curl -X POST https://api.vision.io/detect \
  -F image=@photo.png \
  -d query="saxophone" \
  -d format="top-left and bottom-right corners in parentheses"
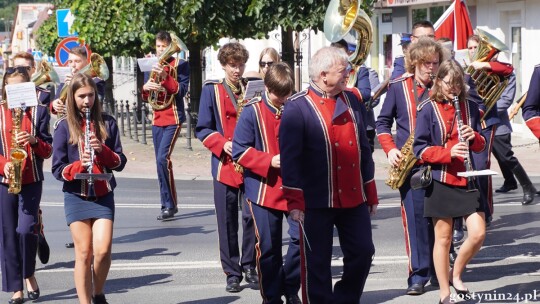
top-left (385, 132), bottom-right (418, 190)
top-left (233, 80), bottom-right (247, 174)
top-left (8, 108), bottom-right (28, 194)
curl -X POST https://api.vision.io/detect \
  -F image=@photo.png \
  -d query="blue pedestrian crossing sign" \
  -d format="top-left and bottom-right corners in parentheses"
top-left (56, 9), bottom-right (78, 38)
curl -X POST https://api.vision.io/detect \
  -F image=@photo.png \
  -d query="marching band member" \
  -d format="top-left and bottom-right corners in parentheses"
top-left (0, 67), bottom-right (52, 304)
top-left (51, 46), bottom-right (106, 116)
top-left (12, 51), bottom-right (51, 264)
top-left (232, 62), bottom-right (301, 304)
top-left (413, 60), bottom-right (486, 304)
top-left (258, 47), bottom-right (280, 79)
top-left (195, 42), bottom-right (257, 293)
top-left (141, 31), bottom-right (190, 220)
top-left (376, 37), bottom-right (446, 295)
top-left (523, 64), bottom-right (540, 139)
top-left (280, 46), bottom-right (378, 303)
top-left (51, 73), bottom-right (127, 304)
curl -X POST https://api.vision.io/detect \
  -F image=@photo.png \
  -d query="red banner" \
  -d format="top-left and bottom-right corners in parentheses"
top-left (434, 0), bottom-right (474, 50)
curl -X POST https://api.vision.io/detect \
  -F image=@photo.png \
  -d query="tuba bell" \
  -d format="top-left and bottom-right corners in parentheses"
top-left (466, 28), bottom-right (510, 120)
top-left (324, 0), bottom-right (373, 88)
top-left (147, 33), bottom-right (188, 111)
top-left (31, 60), bottom-right (60, 87)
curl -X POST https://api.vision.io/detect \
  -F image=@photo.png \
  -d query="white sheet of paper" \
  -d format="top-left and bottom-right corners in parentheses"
top-left (244, 80), bottom-right (265, 100)
top-left (53, 66), bottom-right (72, 83)
top-left (5, 82), bottom-right (38, 109)
top-left (137, 57), bottom-right (159, 72)
top-left (457, 169), bottom-right (498, 177)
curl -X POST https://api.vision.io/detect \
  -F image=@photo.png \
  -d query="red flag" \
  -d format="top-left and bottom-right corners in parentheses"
top-left (434, 0), bottom-right (474, 50)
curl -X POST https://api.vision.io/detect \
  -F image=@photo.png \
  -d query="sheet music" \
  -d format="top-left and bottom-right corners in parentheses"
top-left (5, 82), bottom-right (38, 108)
top-left (53, 66), bottom-right (72, 83)
top-left (137, 57), bottom-right (159, 72)
top-left (244, 80), bottom-right (265, 100)
top-left (457, 170), bottom-right (498, 177)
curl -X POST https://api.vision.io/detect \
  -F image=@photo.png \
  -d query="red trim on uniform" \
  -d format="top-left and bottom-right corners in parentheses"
top-left (363, 180), bottom-right (379, 206)
top-left (237, 147), bottom-right (273, 178)
top-left (400, 204), bottom-right (413, 274)
top-left (488, 62), bottom-right (513, 76)
top-left (420, 146), bottom-right (452, 164)
top-left (96, 144), bottom-right (121, 169)
top-left (526, 117), bottom-right (540, 139)
top-left (32, 138), bottom-right (52, 159)
top-left (283, 186), bottom-right (305, 212)
top-left (470, 132), bottom-right (486, 153)
top-left (61, 161), bottom-right (84, 181)
top-left (202, 132), bottom-right (228, 157)
top-left (377, 133), bottom-right (397, 155)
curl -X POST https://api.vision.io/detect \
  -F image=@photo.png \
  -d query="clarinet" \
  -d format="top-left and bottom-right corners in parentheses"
top-left (84, 108), bottom-right (96, 200)
top-left (452, 96), bottom-right (478, 192)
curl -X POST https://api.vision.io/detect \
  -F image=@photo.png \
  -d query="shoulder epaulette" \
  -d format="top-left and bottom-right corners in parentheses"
top-left (203, 79), bottom-right (222, 86)
top-left (53, 116), bottom-right (67, 130)
top-left (289, 90), bottom-right (308, 101)
top-left (417, 98), bottom-right (433, 111)
top-left (389, 74), bottom-right (412, 84)
top-left (245, 96), bottom-right (262, 107)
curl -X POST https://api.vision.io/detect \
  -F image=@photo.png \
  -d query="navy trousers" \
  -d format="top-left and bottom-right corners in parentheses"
top-left (152, 124), bottom-right (181, 210)
top-left (301, 204), bottom-right (374, 304)
top-left (213, 179), bottom-right (256, 280)
top-left (249, 202), bottom-right (300, 303)
top-left (492, 133), bottom-right (521, 186)
top-left (399, 173), bottom-right (434, 287)
top-left (472, 126), bottom-right (496, 219)
top-left (0, 182), bottom-right (41, 292)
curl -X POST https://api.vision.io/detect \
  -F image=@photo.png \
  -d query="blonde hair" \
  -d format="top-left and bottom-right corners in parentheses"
top-left (430, 60), bottom-right (467, 103)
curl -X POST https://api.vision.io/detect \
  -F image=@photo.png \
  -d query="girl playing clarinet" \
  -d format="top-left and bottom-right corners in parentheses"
top-left (413, 60), bottom-right (486, 304)
top-left (52, 73), bottom-right (127, 304)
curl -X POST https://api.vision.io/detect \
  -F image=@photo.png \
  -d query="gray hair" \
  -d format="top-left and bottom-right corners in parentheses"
top-left (309, 46), bottom-right (349, 81)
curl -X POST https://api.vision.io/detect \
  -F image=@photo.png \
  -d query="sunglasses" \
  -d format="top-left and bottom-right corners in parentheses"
top-left (5, 66), bottom-right (30, 75)
top-left (259, 61), bottom-right (274, 68)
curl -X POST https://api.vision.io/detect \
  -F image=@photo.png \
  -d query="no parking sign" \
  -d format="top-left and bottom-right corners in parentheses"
top-left (54, 37), bottom-right (92, 67)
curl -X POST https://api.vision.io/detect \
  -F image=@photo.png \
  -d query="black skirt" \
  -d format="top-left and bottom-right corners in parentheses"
top-left (424, 180), bottom-right (480, 218)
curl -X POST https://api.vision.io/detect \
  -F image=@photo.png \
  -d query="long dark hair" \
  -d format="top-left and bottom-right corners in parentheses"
top-left (65, 73), bottom-right (108, 144)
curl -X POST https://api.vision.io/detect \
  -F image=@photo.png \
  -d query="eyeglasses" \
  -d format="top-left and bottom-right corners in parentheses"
top-left (422, 61), bottom-right (440, 67)
top-left (412, 34), bottom-right (436, 39)
top-left (5, 66), bottom-right (30, 75)
top-left (440, 78), bottom-right (462, 89)
top-left (259, 61), bottom-right (274, 68)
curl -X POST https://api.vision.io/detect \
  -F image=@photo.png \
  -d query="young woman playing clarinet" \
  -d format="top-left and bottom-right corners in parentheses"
top-left (52, 73), bottom-right (127, 304)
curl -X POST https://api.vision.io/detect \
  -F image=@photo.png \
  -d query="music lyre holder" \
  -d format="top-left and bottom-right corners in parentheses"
top-left (75, 172), bottom-right (112, 200)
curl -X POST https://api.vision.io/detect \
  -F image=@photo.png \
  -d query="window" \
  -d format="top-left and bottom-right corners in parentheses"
top-left (412, 5), bottom-right (449, 24)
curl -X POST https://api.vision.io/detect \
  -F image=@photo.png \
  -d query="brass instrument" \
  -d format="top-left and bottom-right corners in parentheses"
top-left (323, 0), bottom-right (373, 88)
top-left (466, 28), bottom-right (509, 121)
top-left (452, 96), bottom-right (478, 192)
top-left (233, 80), bottom-right (247, 174)
top-left (385, 132), bottom-right (418, 190)
top-left (8, 108), bottom-right (28, 194)
top-left (57, 53), bottom-right (110, 115)
top-left (31, 61), bottom-right (60, 86)
top-left (509, 91), bottom-right (528, 120)
top-left (148, 33), bottom-right (188, 110)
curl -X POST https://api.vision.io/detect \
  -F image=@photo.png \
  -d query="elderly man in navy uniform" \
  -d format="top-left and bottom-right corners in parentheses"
top-left (523, 64), bottom-right (540, 140)
top-left (376, 38), bottom-right (445, 295)
top-left (196, 42), bottom-right (257, 293)
top-left (280, 46), bottom-right (378, 304)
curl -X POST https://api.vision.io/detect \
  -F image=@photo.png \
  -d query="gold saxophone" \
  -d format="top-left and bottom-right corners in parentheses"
top-left (8, 108), bottom-right (28, 194)
top-left (233, 80), bottom-right (247, 174)
top-left (385, 132), bottom-right (418, 190)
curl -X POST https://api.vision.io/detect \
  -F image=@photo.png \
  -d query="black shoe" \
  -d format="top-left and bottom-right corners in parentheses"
top-left (65, 242), bottom-right (74, 248)
top-left (8, 297), bottom-right (23, 304)
top-left (244, 268), bottom-right (258, 284)
top-left (452, 228), bottom-right (464, 244)
top-left (37, 233), bottom-right (50, 264)
top-left (225, 277), bottom-right (241, 293)
top-left (522, 184), bottom-right (537, 205)
top-left (406, 283), bottom-right (424, 295)
top-left (92, 293), bottom-right (109, 304)
top-left (495, 184), bottom-right (518, 193)
top-left (286, 294), bottom-right (302, 304)
top-left (157, 207), bottom-right (177, 221)
top-left (27, 288), bottom-right (40, 300)
top-left (449, 251), bottom-right (458, 267)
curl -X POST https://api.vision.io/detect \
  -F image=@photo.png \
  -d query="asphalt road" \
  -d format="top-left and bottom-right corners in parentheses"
top-left (1, 175), bottom-right (539, 304)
